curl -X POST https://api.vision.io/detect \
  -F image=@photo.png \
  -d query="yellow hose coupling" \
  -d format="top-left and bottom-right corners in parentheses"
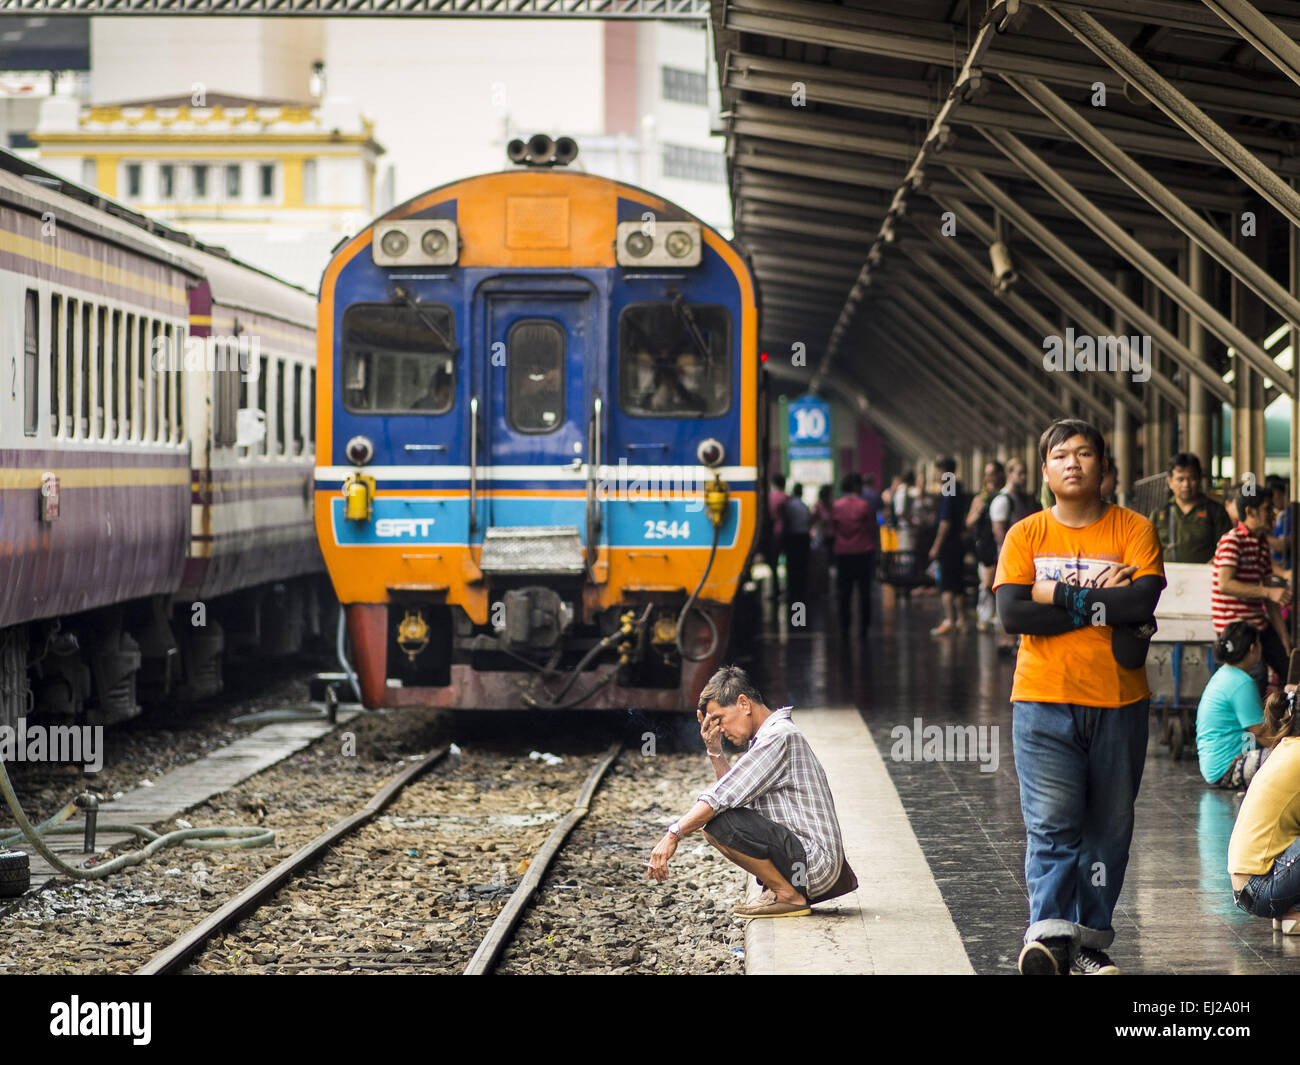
top-left (705, 473), bottom-right (729, 529)
top-left (343, 472), bottom-right (376, 523)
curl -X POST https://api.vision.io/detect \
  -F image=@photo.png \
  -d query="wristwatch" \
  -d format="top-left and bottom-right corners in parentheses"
top-left (667, 821), bottom-right (682, 837)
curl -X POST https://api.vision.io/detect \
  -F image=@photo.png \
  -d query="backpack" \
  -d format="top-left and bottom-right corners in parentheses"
top-left (973, 495), bottom-right (998, 566)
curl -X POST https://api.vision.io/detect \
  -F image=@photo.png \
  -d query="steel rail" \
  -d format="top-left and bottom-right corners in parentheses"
top-left (136, 744), bottom-right (451, 976)
top-left (464, 741), bottom-right (622, 975)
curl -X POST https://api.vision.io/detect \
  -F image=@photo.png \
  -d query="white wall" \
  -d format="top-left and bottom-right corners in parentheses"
top-left (90, 17), bottom-right (323, 103)
top-left (324, 19), bottom-right (605, 207)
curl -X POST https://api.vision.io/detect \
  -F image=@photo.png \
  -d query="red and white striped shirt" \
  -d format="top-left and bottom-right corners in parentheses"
top-left (1212, 522), bottom-right (1270, 632)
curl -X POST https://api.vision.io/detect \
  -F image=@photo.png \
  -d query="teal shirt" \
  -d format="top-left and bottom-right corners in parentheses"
top-left (1195, 665), bottom-right (1263, 783)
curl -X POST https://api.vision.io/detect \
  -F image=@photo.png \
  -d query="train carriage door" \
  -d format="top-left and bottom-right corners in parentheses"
top-left (475, 279), bottom-right (602, 570)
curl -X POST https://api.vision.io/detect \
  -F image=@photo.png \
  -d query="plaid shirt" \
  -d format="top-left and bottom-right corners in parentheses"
top-left (698, 707), bottom-right (845, 896)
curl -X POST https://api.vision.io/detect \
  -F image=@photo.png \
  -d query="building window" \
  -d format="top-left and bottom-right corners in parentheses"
top-left (226, 164), bottom-right (242, 200)
top-left (125, 163), bottom-right (142, 199)
top-left (159, 164), bottom-right (175, 200)
top-left (81, 158), bottom-right (96, 187)
top-left (662, 66), bottom-right (707, 105)
top-left (661, 143), bottom-right (725, 184)
top-left (192, 165), bottom-right (209, 199)
top-left (259, 163), bottom-right (275, 201)
top-left (302, 158), bottom-right (317, 205)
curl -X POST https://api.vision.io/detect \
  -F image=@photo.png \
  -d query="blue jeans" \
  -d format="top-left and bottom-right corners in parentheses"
top-left (1235, 834), bottom-right (1300, 918)
top-left (1012, 700), bottom-right (1149, 950)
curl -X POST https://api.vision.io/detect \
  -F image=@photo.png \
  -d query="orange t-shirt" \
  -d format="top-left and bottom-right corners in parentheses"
top-left (993, 503), bottom-right (1165, 707)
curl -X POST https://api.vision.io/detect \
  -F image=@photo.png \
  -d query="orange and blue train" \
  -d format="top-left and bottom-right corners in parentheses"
top-left (314, 138), bottom-right (760, 711)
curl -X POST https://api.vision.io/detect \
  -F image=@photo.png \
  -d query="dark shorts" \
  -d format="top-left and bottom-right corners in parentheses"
top-left (704, 807), bottom-right (809, 895)
top-left (938, 551), bottom-right (965, 593)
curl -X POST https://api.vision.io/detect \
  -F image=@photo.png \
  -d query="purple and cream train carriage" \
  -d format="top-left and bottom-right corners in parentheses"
top-left (0, 149), bottom-right (327, 729)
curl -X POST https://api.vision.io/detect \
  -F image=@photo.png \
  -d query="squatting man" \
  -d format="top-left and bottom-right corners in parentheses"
top-left (645, 666), bottom-right (855, 918)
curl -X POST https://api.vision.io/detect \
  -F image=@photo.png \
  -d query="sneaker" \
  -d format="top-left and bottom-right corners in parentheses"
top-left (1018, 937), bottom-right (1070, 976)
top-left (1071, 947), bottom-right (1121, 975)
top-left (930, 621), bottom-right (956, 636)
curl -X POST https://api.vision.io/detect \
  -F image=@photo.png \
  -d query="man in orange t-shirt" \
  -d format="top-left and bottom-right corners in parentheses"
top-left (994, 419), bottom-right (1165, 977)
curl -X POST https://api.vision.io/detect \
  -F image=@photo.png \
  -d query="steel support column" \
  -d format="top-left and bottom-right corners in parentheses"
top-left (1203, 0), bottom-right (1300, 87)
top-left (948, 165), bottom-right (1236, 404)
top-left (928, 191), bottom-right (1193, 411)
top-left (1039, 2), bottom-right (1300, 229)
top-left (1003, 73), bottom-right (1300, 328)
top-left (1188, 242), bottom-right (1213, 467)
top-left (976, 124), bottom-right (1288, 394)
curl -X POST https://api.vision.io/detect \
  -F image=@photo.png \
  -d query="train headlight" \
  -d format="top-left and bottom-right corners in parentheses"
top-left (665, 229), bottom-right (694, 259)
top-left (373, 220), bottom-right (459, 266)
top-left (697, 438), bottom-right (725, 468)
top-left (380, 230), bottom-right (409, 258)
top-left (615, 220), bottom-right (702, 267)
top-left (345, 435), bottom-right (374, 466)
top-left (421, 228), bottom-right (449, 258)
top-left (624, 231), bottom-right (652, 259)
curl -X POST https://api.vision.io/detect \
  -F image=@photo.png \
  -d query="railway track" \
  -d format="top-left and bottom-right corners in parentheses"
top-left (138, 741), bottom-right (623, 975)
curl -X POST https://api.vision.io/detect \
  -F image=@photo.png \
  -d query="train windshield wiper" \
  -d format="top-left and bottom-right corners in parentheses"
top-left (393, 285), bottom-right (457, 353)
top-left (671, 293), bottom-right (711, 363)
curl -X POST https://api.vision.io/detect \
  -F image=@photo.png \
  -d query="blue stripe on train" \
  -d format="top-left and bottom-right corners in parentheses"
top-left (330, 496), bottom-right (740, 548)
top-left (317, 478), bottom-right (756, 492)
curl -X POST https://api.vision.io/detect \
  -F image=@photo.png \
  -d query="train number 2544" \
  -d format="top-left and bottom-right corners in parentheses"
top-left (643, 520), bottom-right (691, 540)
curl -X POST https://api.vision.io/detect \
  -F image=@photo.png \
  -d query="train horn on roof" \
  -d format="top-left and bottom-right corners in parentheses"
top-left (506, 134), bottom-right (579, 168)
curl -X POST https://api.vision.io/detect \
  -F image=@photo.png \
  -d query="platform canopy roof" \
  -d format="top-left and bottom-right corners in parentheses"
top-left (711, 0), bottom-right (1300, 458)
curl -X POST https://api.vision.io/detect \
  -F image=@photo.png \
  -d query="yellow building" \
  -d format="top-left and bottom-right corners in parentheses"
top-left (32, 91), bottom-right (384, 291)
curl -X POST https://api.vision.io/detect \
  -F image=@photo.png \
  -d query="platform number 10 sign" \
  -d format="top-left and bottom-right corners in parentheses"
top-left (792, 406), bottom-right (827, 442)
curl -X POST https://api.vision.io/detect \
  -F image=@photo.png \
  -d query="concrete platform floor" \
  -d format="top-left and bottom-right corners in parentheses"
top-left (738, 581), bottom-right (1300, 976)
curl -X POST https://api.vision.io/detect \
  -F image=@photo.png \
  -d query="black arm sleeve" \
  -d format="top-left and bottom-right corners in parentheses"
top-left (996, 583), bottom-right (1080, 636)
top-left (1053, 575), bottom-right (1165, 626)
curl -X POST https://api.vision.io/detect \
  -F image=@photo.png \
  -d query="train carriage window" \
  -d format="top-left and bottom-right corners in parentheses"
top-left (23, 290), bottom-right (38, 436)
top-left (49, 296), bottom-right (60, 436)
top-left (96, 307), bottom-right (106, 438)
top-left (110, 310), bottom-right (121, 438)
top-left (162, 324), bottom-right (173, 441)
top-left (124, 314), bottom-right (135, 440)
top-left (65, 299), bottom-right (76, 437)
top-left (341, 304), bottom-right (456, 415)
top-left (150, 320), bottom-right (162, 442)
top-left (276, 359), bottom-right (286, 455)
top-left (81, 304), bottom-right (91, 437)
top-left (81, 301), bottom-right (91, 434)
top-left (136, 316), bottom-right (147, 442)
top-left (176, 339), bottom-right (184, 442)
top-left (618, 302), bottom-right (731, 418)
top-left (507, 319), bottom-right (565, 433)
top-left (257, 355), bottom-right (268, 455)
top-left (293, 363), bottom-right (304, 454)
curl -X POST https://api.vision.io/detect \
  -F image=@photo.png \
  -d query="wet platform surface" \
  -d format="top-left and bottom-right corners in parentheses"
top-left (740, 580), bottom-right (1300, 976)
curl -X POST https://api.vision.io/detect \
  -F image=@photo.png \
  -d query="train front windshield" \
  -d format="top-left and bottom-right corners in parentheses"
top-left (341, 303), bottom-right (456, 414)
top-left (619, 302), bottom-right (731, 418)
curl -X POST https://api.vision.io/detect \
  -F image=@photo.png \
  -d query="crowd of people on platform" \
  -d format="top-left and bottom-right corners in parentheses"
top-left (758, 426), bottom-right (1300, 968)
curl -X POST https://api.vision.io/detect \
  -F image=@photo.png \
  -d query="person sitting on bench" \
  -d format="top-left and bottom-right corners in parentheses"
top-left (1230, 686), bottom-right (1300, 933)
top-left (1196, 621), bottom-right (1270, 789)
